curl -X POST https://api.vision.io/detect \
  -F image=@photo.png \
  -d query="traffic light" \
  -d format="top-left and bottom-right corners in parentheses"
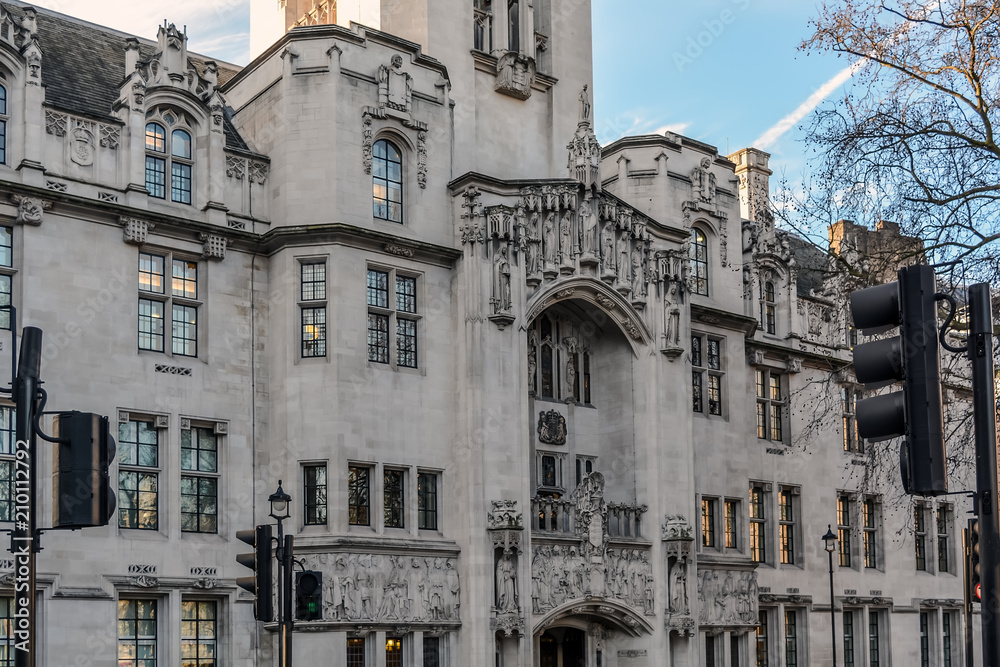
top-left (849, 264), bottom-right (946, 495)
top-left (52, 412), bottom-right (116, 528)
top-left (970, 518), bottom-right (982, 604)
top-left (237, 525), bottom-right (274, 622)
top-left (295, 570), bottom-right (322, 621)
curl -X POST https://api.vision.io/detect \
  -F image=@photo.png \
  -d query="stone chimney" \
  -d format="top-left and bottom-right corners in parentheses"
top-left (124, 37), bottom-right (140, 76)
top-left (728, 147), bottom-right (773, 226)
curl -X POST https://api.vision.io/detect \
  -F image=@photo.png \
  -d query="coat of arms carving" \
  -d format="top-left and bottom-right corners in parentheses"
top-left (537, 410), bottom-right (566, 445)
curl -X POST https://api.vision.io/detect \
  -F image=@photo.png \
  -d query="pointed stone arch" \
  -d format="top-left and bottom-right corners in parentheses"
top-left (532, 598), bottom-right (655, 638)
top-left (525, 277), bottom-right (652, 357)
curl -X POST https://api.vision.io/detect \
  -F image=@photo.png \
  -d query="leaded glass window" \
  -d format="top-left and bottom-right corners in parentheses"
top-left (118, 599), bottom-right (156, 667)
top-left (349, 466), bottom-right (370, 526)
top-left (373, 139), bottom-right (403, 222)
top-left (384, 469), bottom-right (405, 528)
top-left (118, 420), bottom-right (159, 530)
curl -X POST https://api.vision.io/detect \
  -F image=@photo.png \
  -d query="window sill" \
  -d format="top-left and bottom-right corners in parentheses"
top-left (119, 528), bottom-right (169, 541)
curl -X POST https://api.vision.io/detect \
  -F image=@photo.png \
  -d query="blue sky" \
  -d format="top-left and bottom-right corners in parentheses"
top-left (30, 0), bottom-right (853, 180)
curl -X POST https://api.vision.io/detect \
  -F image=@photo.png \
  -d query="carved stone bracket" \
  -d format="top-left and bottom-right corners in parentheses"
top-left (494, 51), bottom-right (536, 100)
top-left (662, 515), bottom-right (693, 541)
top-left (488, 500), bottom-right (523, 530)
top-left (491, 612), bottom-right (525, 637)
top-left (128, 575), bottom-right (159, 588)
top-left (120, 217), bottom-right (153, 245)
top-left (383, 244), bottom-right (414, 258)
top-left (200, 234), bottom-right (229, 260)
top-left (11, 195), bottom-right (51, 225)
top-left (666, 615), bottom-right (696, 637)
top-left (785, 356), bottom-right (803, 374)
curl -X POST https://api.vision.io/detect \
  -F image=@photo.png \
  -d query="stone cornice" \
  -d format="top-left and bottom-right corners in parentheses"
top-left (691, 303), bottom-right (758, 335)
top-left (291, 534), bottom-right (461, 555)
top-left (259, 224), bottom-right (461, 266)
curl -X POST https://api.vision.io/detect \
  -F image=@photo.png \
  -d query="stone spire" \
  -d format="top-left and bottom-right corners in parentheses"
top-left (567, 85), bottom-right (601, 191)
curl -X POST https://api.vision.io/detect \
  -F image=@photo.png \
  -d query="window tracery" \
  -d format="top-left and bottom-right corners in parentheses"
top-left (690, 228), bottom-right (708, 296)
top-left (528, 314), bottom-right (593, 403)
top-left (144, 109), bottom-right (194, 205)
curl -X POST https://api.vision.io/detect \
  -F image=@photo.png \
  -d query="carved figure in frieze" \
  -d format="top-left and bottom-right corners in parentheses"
top-left (493, 245), bottom-right (512, 314)
top-left (543, 212), bottom-right (558, 267)
top-left (664, 281), bottom-right (682, 347)
top-left (565, 356), bottom-right (577, 401)
top-left (630, 248), bottom-right (644, 296)
top-left (526, 211), bottom-right (541, 275)
top-left (581, 198), bottom-right (598, 256)
top-left (446, 560), bottom-right (461, 618)
top-left (559, 210), bottom-right (573, 265)
top-left (668, 558), bottom-right (688, 614)
top-left (531, 547), bottom-right (550, 612)
top-left (496, 554), bottom-right (518, 612)
top-left (427, 558), bottom-right (446, 620)
top-left (527, 330), bottom-right (537, 395)
top-left (643, 576), bottom-right (655, 616)
top-left (691, 157), bottom-right (717, 205)
top-left (601, 224), bottom-right (615, 274)
top-left (617, 233), bottom-right (630, 285)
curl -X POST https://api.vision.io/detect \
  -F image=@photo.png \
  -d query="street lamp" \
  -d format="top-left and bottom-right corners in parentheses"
top-left (269, 481), bottom-right (294, 667)
top-left (822, 525), bottom-right (838, 667)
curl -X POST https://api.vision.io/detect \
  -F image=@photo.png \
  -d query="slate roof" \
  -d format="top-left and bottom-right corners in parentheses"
top-left (787, 234), bottom-right (835, 298)
top-left (3, 1), bottom-right (255, 153)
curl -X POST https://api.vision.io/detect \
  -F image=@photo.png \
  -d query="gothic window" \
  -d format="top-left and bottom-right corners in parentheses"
top-left (760, 280), bottom-right (776, 334)
top-left (692, 334), bottom-right (723, 415)
top-left (145, 116), bottom-right (193, 204)
top-left (915, 505), bottom-right (927, 571)
top-left (863, 496), bottom-right (880, 569)
top-left (0, 85), bottom-right (7, 165)
top-left (837, 494), bottom-right (852, 567)
top-left (303, 463), bottom-right (327, 525)
top-left (749, 484), bottom-right (767, 564)
top-left (373, 139), bottom-right (403, 222)
top-left (756, 370), bottom-right (785, 442)
top-left (937, 504), bottom-right (951, 573)
top-left (384, 468), bottom-right (405, 528)
top-left (474, 0), bottom-right (493, 51)
top-left (181, 600), bottom-right (216, 666)
top-left (300, 261), bottom-right (327, 358)
top-left (138, 251), bottom-right (200, 357)
top-left (0, 226), bottom-right (13, 331)
top-left (367, 267), bottom-right (419, 368)
top-left (348, 465), bottom-right (371, 526)
top-left (690, 228), bottom-right (709, 296)
top-left (180, 426), bottom-right (219, 533)
top-left (118, 599), bottom-right (157, 667)
top-left (528, 314), bottom-right (593, 403)
top-left (507, 0), bottom-right (520, 52)
top-left (778, 487), bottom-right (796, 565)
top-left (118, 419), bottom-right (160, 530)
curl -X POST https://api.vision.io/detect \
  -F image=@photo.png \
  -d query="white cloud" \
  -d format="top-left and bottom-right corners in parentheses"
top-left (752, 59), bottom-right (864, 150)
top-left (654, 122), bottom-right (691, 136)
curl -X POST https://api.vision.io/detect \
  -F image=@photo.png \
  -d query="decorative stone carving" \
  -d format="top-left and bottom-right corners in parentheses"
top-left (491, 611), bottom-right (525, 637)
top-left (417, 130), bottom-right (427, 189)
top-left (128, 575), bottom-right (159, 588)
top-left (567, 86), bottom-right (601, 190)
top-left (226, 156), bottom-right (245, 180)
top-left (248, 161), bottom-right (268, 184)
top-left (377, 54), bottom-right (413, 112)
top-left (696, 569), bottom-right (759, 626)
top-left (45, 110), bottom-right (66, 137)
top-left (661, 279), bottom-right (683, 359)
top-left (496, 554), bottom-right (518, 613)
top-left (383, 244), bottom-right (414, 258)
top-left (24, 43), bottom-right (40, 84)
top-left (662, 515), bottom-right (693, 541)
top-left (17, 7), bottom-right (37, 46)
top-left (491, 244), bottom-right (513, 316)
top-left (200, 234), bottom-right (228, 260)
top-left (537, 409), bottom-right (566, 445)
top-left (495, 51), bottom-right (536, 100)
top-left (120, 217), bottom-right (152, 245)
top-left (488, 500), bottom-right (522, 529)
top-left (99, 124), bottom-right (120, 149)
top-left (70, 120), bottom-right (95, 166)
top-left (785, 356), bottom-right (803, 374)
top-left (135, 23), bottom-right (218, 102)
top-left (300, 553), bottom-right (461, 623)
top-left (11, 195), bottom-right (50, 225)
top-left (362, 115), bottom-right (374, 174)
top-left (691, 157), bottom-right (717, 206)
top-left (193, 578), bottom-right (218, 589)
top-left (530, 543), bottom-right (652, 615)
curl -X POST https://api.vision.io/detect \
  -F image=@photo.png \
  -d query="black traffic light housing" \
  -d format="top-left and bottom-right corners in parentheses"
top-left (237, 525), bottom-right (274, 622)
top-left (52, 412), bottom-right (116, 528)
top-left (970, 518), bottom-right (982, 604)
top-left (849, 265), bottom-right (947, 495)
top-left (295, 570), bottom-right (323, 621)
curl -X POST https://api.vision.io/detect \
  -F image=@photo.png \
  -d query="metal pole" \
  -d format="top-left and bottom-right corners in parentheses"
top-left (275, 518), bottom-right (284, 667)
top-left (12, 327), bottom-right (41, 667)
top-left (969, 282), bottom-right (999, 665)
top-left (282, 534), bottom-right (294, 667)
top-left (965, 527), bottom-right (975, 667)
top-left (829, 547), bottom-right (837, 667)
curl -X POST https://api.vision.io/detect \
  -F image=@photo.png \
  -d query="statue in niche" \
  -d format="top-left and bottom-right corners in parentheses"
top-left (379, 54), bottom-right (413, 111)
top-left (579, 84), bottom-right (591, 123)
top-left (601, 224), bottom-right (616, 274)
top-left (668, 558), bottom-right (688, 614)
top-left (447, 560), bottom-right (461, 618)
top-left (496, 554), bottom-right (518, 612)
top-left (565, 356), bottom-right (577, 401)
top-left (543, 212), bottom-right (558, 266)
top-left (691, 157), bottom-right (717, 205)
top-left (581, 198), bottom-right (598, 256)
top-left (493, 245), bottom-right (512, 314)
top-left (630, 248), bottom-right (644, 296)
top-left (643, 576), bottom-right (655, 616)
top-left (526, 211), bottom-right (541, 275)
top-left (559, 210), bottom-right (573, 265)
top-left (618, 233), bottom-right (630, 285)
top-left (664, 281), bottom-right (681, 347)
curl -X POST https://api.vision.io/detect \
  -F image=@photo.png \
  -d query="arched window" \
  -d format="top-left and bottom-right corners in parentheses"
top-left (690, 229), bottom-right (709, 296)
top-left (145, 120), bottom-right (193, 204)
top-left (761, 280), bottom-right (776, 334)
top-left (373, 139), bottom-right (403, 223)
top-left (508, 0), bottom-right (520, 52)
top-left (528, 314), bottom-right (593, 403)
top-left (0, 85), bottom-right (8, 165)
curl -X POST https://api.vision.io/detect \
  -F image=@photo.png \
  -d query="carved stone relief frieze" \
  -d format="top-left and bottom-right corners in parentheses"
top-left (494, 51), bottom-right (536, 100)
top-left (299, 553), bottom-right (461, 623)
top-left (44, 110), bottom-right (66, 137)
top-left (378, 55), bottom-right (413, 113)
top-left (696, 569), bottom-right (759, 626)
top-left (70, 119), bottom-right (95, 166)
top-left (99, 124), bottom-right (120, 150)
top-left (530, 544), bottom-right (653, 616)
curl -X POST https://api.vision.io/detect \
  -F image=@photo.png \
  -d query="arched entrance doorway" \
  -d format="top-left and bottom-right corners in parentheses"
top-left (539, 627), bottom-right (586, 667)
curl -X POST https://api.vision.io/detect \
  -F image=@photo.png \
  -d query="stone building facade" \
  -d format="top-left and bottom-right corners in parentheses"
top-left (0, 0), bottom-right (977, 665)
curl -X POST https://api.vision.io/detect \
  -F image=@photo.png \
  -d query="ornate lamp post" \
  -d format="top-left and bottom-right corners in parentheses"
top-left (269, 481), bottom-right (293, 667)
top-left (822, 525), bottom-right (838, 667)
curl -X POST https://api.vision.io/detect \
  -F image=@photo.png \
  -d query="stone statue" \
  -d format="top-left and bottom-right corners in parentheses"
top-left (496, 555), bottom-right (518, 612)
top-left (560, 210), bottom-right (573, 264)
top-left (566, 356), bottom-right (577, 400)
top-left (526, 211), bottom-right (541, 275)
top-left (579, 84), bottom-right (591, 124)
top-left (527, 330), bottom-right (537, 395)
top-left (618, 233), bottom-right (630, 285)
top-left (664, 281), bottom-right (681, 346)
top-left (493, 245), bottom-right (512, 314)
top-left (691, 157), bottom-right (717, 205)
top-left (543, 212), bottom-right (558, 266)
top-left (601, 224), bottom-right (615, 274)
top-left (669, 559), bottom-right (688, 614)
top-left (581, 198), bottom-right (598, 256)
top-left (630, 248), bottom-right (643, 296)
